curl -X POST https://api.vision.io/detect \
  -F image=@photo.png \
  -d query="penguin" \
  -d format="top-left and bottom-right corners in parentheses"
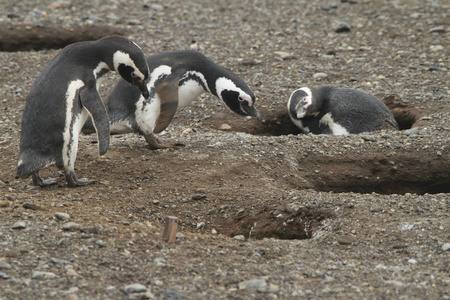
top-left (16, 35), bottom-right (150, 187)
top-left (287, 86), bottom-right (399, 135)
top-left (82, 50), bottom-right (262, 149)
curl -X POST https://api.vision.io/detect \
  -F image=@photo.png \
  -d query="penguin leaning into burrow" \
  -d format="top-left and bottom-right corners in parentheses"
top-left (287, 86), bottom-right (399, 135)
top-left (82, 50), bottom-right (262, 149)
top-left (16, 35), bottom-right (150, 188)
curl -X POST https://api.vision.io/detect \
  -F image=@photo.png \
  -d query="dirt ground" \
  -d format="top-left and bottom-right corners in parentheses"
top-left (0, 0), bottom-right (449, 299)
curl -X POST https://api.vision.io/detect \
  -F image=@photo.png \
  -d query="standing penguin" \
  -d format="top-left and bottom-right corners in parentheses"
top-left (287, 86), bottom-right (399, 135)
top-left (16, 35), bottom-right (150, 187)
top-left (83, 50), bottom-right (262, 149)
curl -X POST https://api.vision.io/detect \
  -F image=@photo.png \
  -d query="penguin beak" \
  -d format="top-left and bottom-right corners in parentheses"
top-left (242, 104), bottom-right (262, 121)
top-left (134, 79), bottom-right (150, 99)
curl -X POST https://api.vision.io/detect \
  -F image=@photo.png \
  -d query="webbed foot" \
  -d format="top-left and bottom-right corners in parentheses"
top-left (65, 171), bottom-right (96, 187)
top-left (144, 133), bottom-right (185, 150)
top-left (32, 173), bottom-right (58, 187)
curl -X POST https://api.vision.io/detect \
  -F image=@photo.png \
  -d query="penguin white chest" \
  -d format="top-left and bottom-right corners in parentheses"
top-left (320, 113), bottom-right (349, 135)
top-left (177, 79), bottom-right (206, 109)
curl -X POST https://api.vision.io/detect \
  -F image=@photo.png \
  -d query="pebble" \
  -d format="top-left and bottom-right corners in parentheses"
top-left (55, 212), bottom-right (70, 220)
top-left (62, 222), bottom-right (81, 231)
top-left (219, 123), bottom-right (232, 131)
top-left (123, 283), bottom-right (148, 294)
top-left (32, 271), bottom-right (58, 279)
top-left (238, 278), bottom-right (267, 292)
top-left (370, 207), bottom-right (383, 213)
top-left (154, 258), bottom-right (166, 266)
top-left (430, 45), bottom-right (444, 52)
top-left (335, 22), bottom-right (351, 33)
top-left (12, 221), bottom-right (26, 229)
top-left (429, 26), bottom-right (445, 33)
top-left (22, 203), bottom-right (42, 210)
top-left (403, 128), bottom-right (419, 136)
top-left (360, 134), bottom-right (376, 142)
top-left (442, 243), bottom-right (450, 251)
top-left (337, 235), bottom-right (357, 245)
top-left (313, 72), bottom-right (328, 79)
top-left (95, 240), bottom-right (107, 247)
top-left (0, 272), bottom-right (11, 279)
top-left (408, 259), bottom-right (417, 264)
top-left (0, 259), bottom-right (12, 270)
top-left (0, 201), bottom-right (9, 208)
top-left (234, 235), bottom-right (245, 241)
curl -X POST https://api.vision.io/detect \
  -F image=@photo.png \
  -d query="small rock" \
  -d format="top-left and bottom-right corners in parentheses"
top-left (62, 222), bottom-right (81, 231)
top-left (392, 244), bottom-right (408, 249)
top-left (430, 45), bottom-right (444, 52)
top-left (50, 258), bottom-right (69, 264)
top-left (0, 272), bottom-right (11, 279)
top-left (239, 279), bottom-right (267, 292)
top-left (234, 235), bottom-right (245, 241)
top-left (403, 127), bottom-right (419, 136)
top-left (124, 284), bottom-right (148, 294)
top-left (176, 232), bottom-right (185, 239)
top-left (192, 194), bottom-right (206, 201)
top-left (442, 243), bottom-right (450, 251)
top-left (408, 259), bottom-right (417, 264)
top-left (385, 280), bottom-right (408, 289)
top-left (23, 203), bottom-right (42, 210)
top-left (0, 201), bottom-right (9, 208)
top-left (429, 26), bottom-right (445, 33)
top-left (0, 259), bottom-right (12, 270)
top-left (95, 240), bottom-right (107, 248)
top-left (370, 207), bottom-right (383, 212)
top-left (55, 212), bottom-right (70, 221)
top-left (361, 134), bottom-right (376, 142)
top-left (66, 269), bottom-right (80, 277)
top-left (335, 22), bottom-right (351, 33)
top-left (219, 124), bottom-right (232, 131)
top-left (313, 72), bottom-right (328, 79)
top-left (163, 290), bottom-right (186, 299)
top-left (196, 222), bottom-right (205, 229)
top-left (154, 258), bottom-right (166, 266)
top-left (337, 235), bottom-right (357, 245)
top-left (32, 271), bottom-right (58, 280)
top-left (66, 294), bottom-right (78, 300)
top-left (12, 221), bottom-right (27, 229)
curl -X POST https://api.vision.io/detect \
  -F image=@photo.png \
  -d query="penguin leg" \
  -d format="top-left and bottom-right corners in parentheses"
top-left (32, 172), bottom-right (58, 187)
top-left (144, 133), bottom-right (185, 150)
top-left (79, 88), bottom-right (110, 155)
top-left (64, 170), bottom-right (95, 188)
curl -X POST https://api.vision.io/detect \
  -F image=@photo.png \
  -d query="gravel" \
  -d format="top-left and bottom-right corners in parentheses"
top-left (0, 0), bottom-right (449, 299)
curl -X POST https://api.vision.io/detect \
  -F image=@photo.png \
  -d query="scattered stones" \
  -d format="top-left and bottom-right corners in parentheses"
top-left (238, 278), bottom-right (278, 293)
top-left (55, 212), bottom-right (70, 220)
top-left (0, 272), bottom-right (11, 279)
top-left (62, 222), bottom-right (81, 231)
top-left (0, 201), bottom-right (9, 208)
top-left (12, 221), bottom-right (26, 229)
top-left (124, 284), bottom-right (148, 294)
top-left (192, 194), bottom-right (207, 201)
top-left (392, 244), bottom-right (409, 249)
top-left (402, 127), bottom-right (419, 136)
top-left (218, 123), bottom-right (232, 131)
top-left (32, 271), bottom-right (58, 280)
top-left (370, 207), bottom-right (383, 213)
top-left (335, 22), bottom-right (351, 33)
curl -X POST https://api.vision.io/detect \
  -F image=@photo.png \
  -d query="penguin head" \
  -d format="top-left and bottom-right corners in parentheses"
top-left (216, 77), bottom-right (262, 121)
top-left (113, 49), bottom-right (150, 99)
top-left (287, 87), bottom-right (314, 120)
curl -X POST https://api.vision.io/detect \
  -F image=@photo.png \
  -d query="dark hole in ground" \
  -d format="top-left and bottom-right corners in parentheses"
top-left (0, 24), bottom-right (125, 51)
top-left (299, 152), bottom-right (450, 195)
top-left (223, 205), bottom-right (334, 240)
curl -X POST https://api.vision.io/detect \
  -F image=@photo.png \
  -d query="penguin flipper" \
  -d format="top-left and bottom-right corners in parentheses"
top-left (153, 73), bottom-right (180, 134)
top-left (79, 87), bottom-right (110, 155)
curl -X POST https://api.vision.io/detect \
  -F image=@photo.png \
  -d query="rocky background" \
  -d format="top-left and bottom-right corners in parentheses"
top-left (0, 0), bottom-right (449, 299)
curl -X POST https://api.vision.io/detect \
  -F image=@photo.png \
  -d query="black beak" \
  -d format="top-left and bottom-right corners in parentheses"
top-left (242, 104), bottom-right (262, 121)
top-left (134, 79), bottom-right (150, 99)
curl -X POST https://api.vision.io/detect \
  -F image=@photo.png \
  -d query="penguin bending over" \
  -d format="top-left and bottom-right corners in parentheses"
top-left (83, 50), bottom-right (262, 149)
top-left (287, 86), bottom-right (399, 135)
top-left (16, 35), bottom-right (150, 187)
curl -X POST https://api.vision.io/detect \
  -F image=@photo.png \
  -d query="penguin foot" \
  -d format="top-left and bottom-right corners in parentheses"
top-left (32, 173), bottom-right (58, 187)
top-left (65, 171), bottom-right (96, 187)
top-left (144, 133), bottom-right (185, 150)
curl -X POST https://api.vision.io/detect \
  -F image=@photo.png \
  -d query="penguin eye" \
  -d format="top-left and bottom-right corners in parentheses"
top-left (131, 72), bottom-right (138, 78)
top-left (238, 96), bottom-right (245, 102)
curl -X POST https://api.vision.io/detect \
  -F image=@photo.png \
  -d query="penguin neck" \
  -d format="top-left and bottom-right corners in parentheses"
top-left (308, 87), bottom-right (326, 115)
